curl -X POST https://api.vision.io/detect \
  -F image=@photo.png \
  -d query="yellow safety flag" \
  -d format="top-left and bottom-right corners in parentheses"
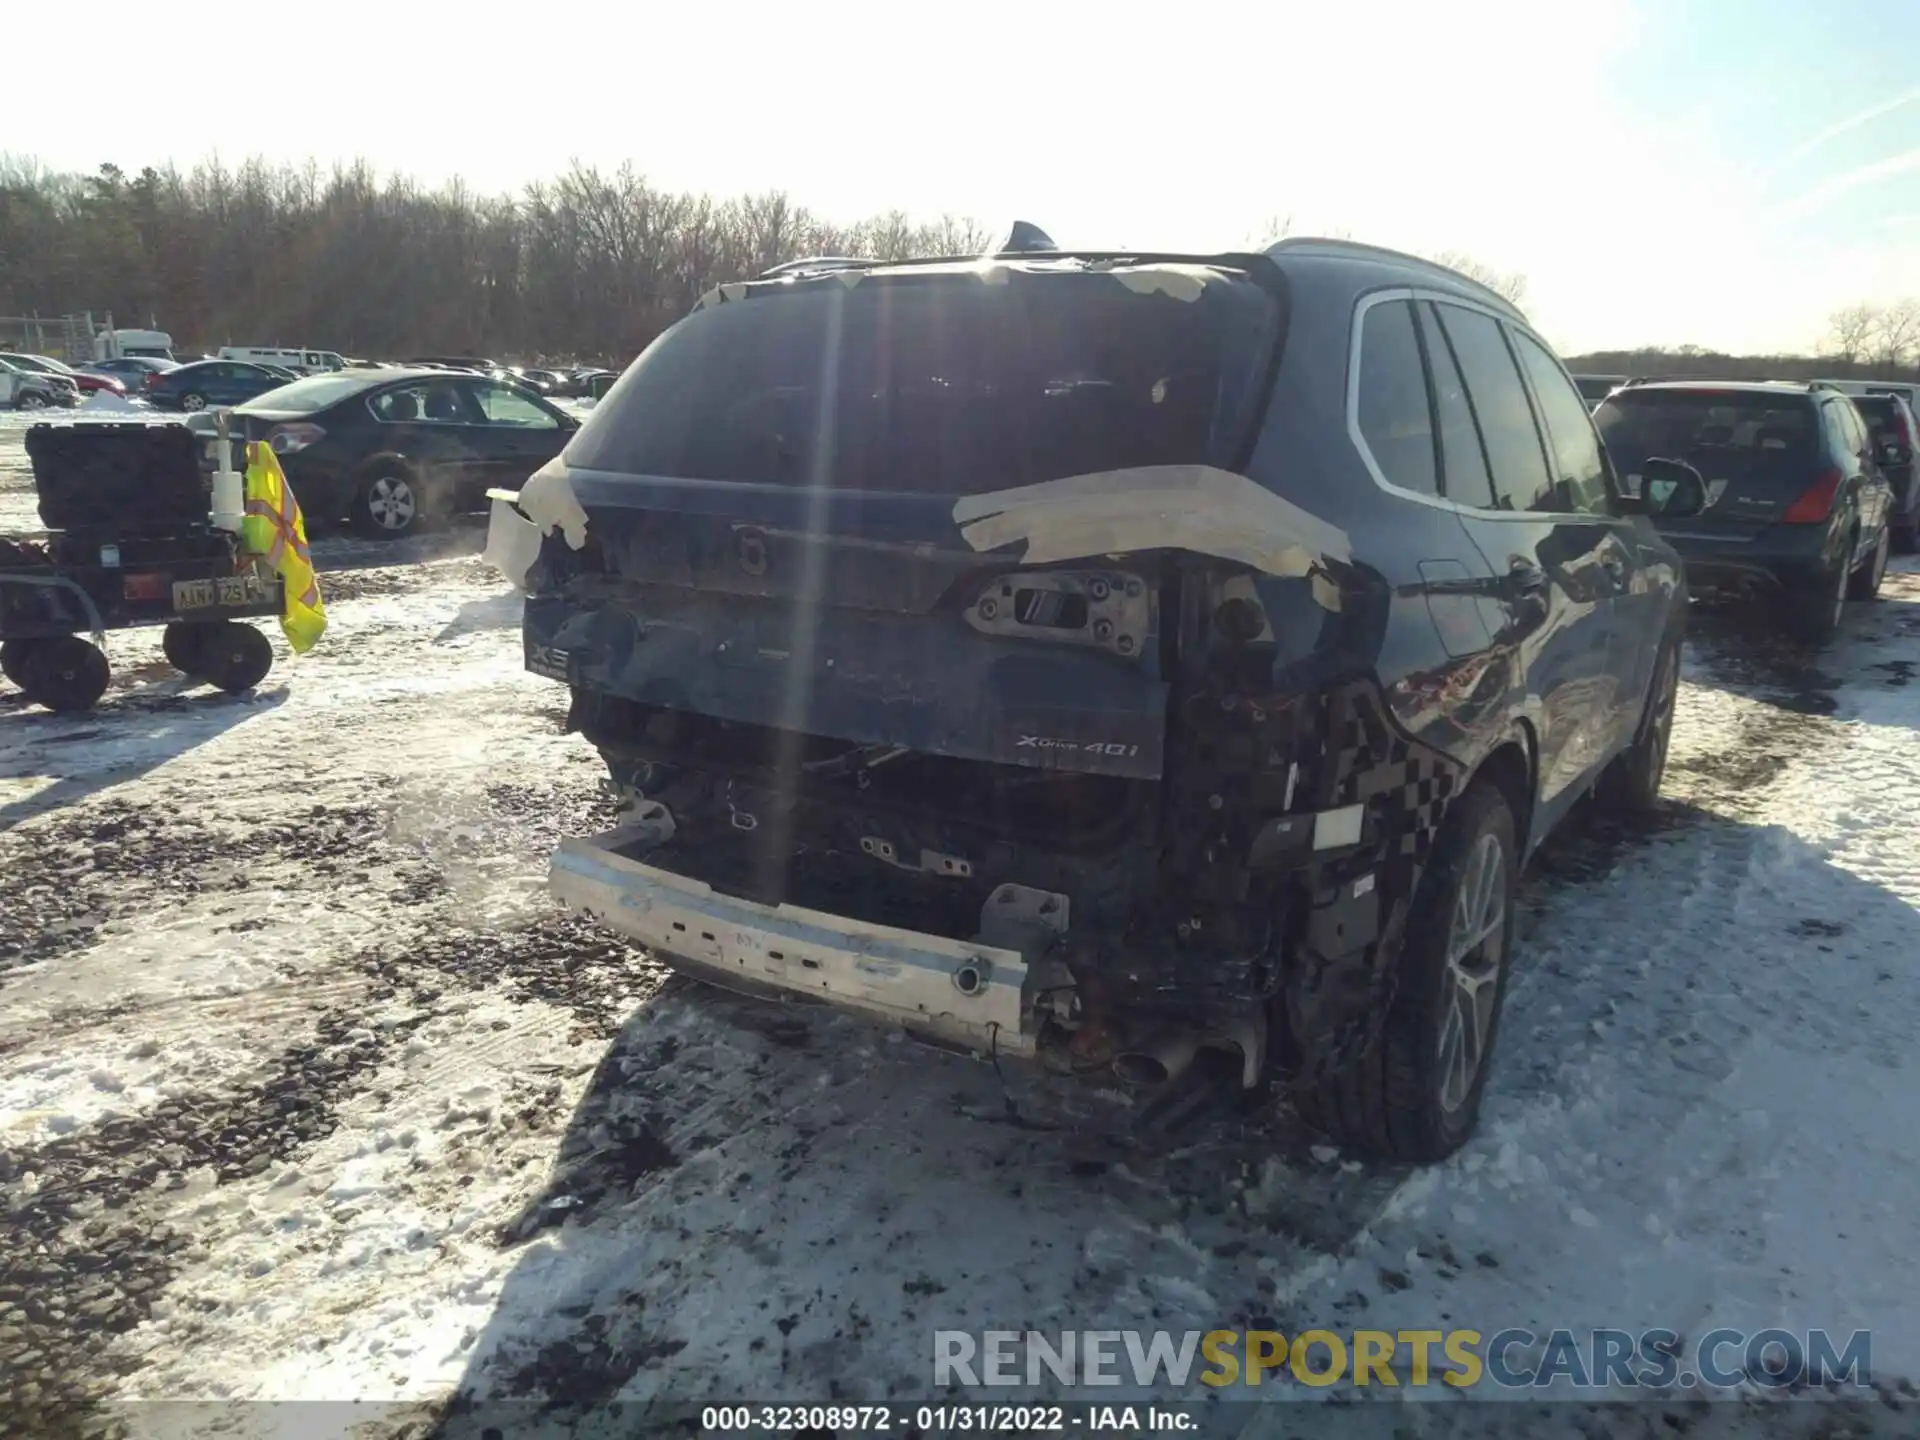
top-left (241, 441), bottom-right (327, 654)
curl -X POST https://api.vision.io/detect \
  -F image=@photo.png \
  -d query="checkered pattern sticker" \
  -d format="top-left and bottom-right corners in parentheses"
top-left (1283, 682), bottom-right (1470, 1076)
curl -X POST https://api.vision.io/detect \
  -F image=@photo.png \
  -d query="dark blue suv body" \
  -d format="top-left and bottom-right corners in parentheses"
top-left (496, 236), bottom-right (1700, 1161)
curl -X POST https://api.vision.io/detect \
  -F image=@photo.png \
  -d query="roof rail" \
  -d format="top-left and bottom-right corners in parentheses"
top-left (756, 256), bottom-right (882, 280)
top-left (1621, 376), bottom-right (1839, 393)
top-left (1264, 236), bottom-right (1523, 315)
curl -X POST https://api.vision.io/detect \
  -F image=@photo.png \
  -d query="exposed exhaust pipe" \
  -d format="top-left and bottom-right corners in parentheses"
top-left (1112, 1030), bottom-right (1200, 1088)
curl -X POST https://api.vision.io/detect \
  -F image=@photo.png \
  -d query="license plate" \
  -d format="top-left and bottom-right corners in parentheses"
top-left (172, 575), bottom-right (265, 611)
top-left (526, 642), bottom-right (571, 681)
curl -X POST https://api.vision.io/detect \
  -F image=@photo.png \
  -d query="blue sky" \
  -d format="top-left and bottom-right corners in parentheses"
top-left (14, 0), bottom-right (1920, 356)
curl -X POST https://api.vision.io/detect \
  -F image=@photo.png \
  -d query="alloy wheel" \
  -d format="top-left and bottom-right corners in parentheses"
top-left (367, 475), bottom-right (418, 531)
top-left (1645, 645), bottom-right (1678, 792)
top-left (1436, 832), bottom-right (1508, 1113)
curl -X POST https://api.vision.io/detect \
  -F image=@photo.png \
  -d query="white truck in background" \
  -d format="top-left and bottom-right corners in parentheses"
top-left (217, 346), bottom-right (345, 375)
top-left (92, 328), bottom-right (177, 362)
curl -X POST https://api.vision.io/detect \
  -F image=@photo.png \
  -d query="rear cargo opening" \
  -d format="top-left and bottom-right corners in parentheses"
top-left (534, 256), bottom-right (1288, 787)
top-left (574, 689), bottom-right (1161, 940)
top-left (533, 256), bottom-right (1334, 1047)
top-left (562, 259), bottom-right (1282, 495)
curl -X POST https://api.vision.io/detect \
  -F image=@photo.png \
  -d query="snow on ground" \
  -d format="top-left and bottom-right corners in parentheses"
top-left (3, 414), bottom-right (1919, 1437)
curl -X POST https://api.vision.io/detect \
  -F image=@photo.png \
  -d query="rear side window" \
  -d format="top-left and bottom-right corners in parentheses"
top-left (370, 380), bottom-right (470, 423)
top-left (1510, 331), bottom-right (1611, 514)
top-left (1419, 305), bottom-right (1498, 509)
top-left (564, 271), bottom-right (1282, 493)
top-left (1429, 303), bottom-right (1551, 511)
top-left (1354, 299), bottom-right (1438, 497)
top-left (1593, 391), bottom-right (1816, 489)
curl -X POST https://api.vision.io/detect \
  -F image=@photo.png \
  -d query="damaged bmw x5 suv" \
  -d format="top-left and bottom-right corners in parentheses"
top-left (486, 235), bottom-right (1704, 1161)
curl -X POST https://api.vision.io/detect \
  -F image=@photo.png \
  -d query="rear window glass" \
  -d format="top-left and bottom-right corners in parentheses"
top-left (1594, 391), bottom-right (1815, 483)
top-left (564, 271), bottom-right (1282, 492)
top-left (236, 373), bottom-right (377, 413)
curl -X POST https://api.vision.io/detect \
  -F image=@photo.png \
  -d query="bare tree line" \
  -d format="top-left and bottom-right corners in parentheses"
top-left (0, 154), bottom-right (1535, 364)
top-left (0, 155), bottom-right (995, 362)
top-left (1824, 300), bottom-right (1920, 368)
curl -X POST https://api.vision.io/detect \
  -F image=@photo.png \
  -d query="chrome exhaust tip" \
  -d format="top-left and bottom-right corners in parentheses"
top-left (1112, 1030), bottom-right (1201, 1087)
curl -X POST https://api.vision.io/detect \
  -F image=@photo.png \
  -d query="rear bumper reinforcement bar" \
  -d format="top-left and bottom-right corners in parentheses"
top-left (550, 828), bottom-right (1041, 1057)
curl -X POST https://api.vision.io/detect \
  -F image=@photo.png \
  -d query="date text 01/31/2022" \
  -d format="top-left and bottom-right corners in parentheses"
top-left (701, 1404), bottom-right (1193, 1433)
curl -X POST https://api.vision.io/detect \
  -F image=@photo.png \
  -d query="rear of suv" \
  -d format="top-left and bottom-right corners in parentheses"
top-left (488, 235), bottom-right (1699, 1162)
top-left (1593, 380), bottom-right (1893, 643)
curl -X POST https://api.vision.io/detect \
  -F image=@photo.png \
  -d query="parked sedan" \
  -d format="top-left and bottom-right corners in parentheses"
top-left (0, 353), bottom-right (126, 397)
top-left (84, 356), bottom-right (178, 389)
top-left (225, 367), bottom-right (577, 537)
top-left (514, 367), bottom-right (566, 394)
top-left (0, 357), bottom-right (80, 410)
top-left (145, 359), bottom-right (298, 412)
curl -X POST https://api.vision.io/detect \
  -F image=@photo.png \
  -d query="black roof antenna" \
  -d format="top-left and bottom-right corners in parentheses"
top-left (991, 220), bottom-right (1057, 254)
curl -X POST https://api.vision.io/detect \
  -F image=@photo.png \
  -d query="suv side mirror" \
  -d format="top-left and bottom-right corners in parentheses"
top-left (1635, 457), bottom-right (1706, 519)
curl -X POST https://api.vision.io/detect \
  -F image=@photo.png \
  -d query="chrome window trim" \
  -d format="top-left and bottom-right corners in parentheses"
top-left (1346, 287), bottom-right (1625, 524)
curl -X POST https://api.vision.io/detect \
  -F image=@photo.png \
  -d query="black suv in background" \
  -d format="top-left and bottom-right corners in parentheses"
top-left (1593, 380), bottom-right (1892, 642)
top-left (1572, 373), bottom-right (1627, 409)
top-left (1849, 390), bottom-right (1920, 553)
top-left (494, 236), bottom-right (1704, 1162)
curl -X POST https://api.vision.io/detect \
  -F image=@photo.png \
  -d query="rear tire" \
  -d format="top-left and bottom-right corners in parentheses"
top-left (1, 639), bottom-right (44, 688)
top-left (162, 621), bottom-right (211, 675)
top-left (1847, 526), bottom-right (1889, 601)
top-left (180, 392), bottom-right (208, 412)
top-left (196, 622), bottom-right (274, 694)
top-left (1293, 781), bottom-right (1519, 1163)
top-left (1597, 636), bottom-right (1679, 814)
top-left (1787, 538), bottom-right (1851, 645)
top-left (21, 636), bottom-right (110, 712)
top-left (15, 391), bottom-right (48, 411)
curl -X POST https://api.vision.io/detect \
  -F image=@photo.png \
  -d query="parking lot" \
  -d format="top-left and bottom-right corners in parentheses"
top-left (3, 409), bottom-right (1920, 1436)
